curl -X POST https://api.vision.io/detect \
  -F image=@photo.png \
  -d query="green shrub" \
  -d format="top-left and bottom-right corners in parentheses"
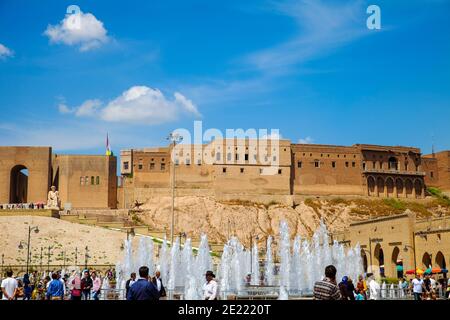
top-left (381, 277), bottom-right (400, 284)
top-left (328, 198), bottom-right (349, 206)
top-left (383, 198), bottom-right (406, 211)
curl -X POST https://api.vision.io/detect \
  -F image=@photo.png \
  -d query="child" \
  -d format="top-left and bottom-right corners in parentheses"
top-left (355, 289), bottom-right (365, 300)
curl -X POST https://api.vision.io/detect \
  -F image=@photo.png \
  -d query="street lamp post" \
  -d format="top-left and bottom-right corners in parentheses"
top-left (167, 132), bottom-right (183, 246)
top-left (84, 246), bottom-right (89, 269)
top-left (75, 247), bottom-right (78, 267)
top-left (1, 254), bottom-right (4, 276)
top-left (18, 226), bottom-right (39, 274)
top-left (40, 247), bottom-right (43, 272)
top-left (47, 246), bottom-right (51, 273)
top-left (368, 237), bottom-right (373, 274)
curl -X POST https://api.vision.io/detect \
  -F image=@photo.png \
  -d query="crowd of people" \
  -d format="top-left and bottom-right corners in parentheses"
top-left (0, 269), bottom-right (114, 300)
top-left (313, 265), bottom-right (450, 300)
top-left (2, 265), bottom-right (449, 300)
top-left (0, 267), bottom-right (219, 301)
top-left (0, 203), bottom-right (45, 210)
top-left (123, 267), bottom-right (218, 300)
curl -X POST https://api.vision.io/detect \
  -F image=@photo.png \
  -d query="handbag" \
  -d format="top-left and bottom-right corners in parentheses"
top-left (71, 288), bottom-right (82, 297)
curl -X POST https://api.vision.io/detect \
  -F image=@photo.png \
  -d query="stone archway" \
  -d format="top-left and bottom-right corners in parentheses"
top-left (361, 249), bottom-right (368, 273)
top-left (386, 177), bottom-right (394, 198)
top-left (435, 251), bottom-right (446, 269)
top-left (391, 246), bottom-right (403, 278)
top-left (374, 243), bottom-right (385, 277)
top-left (422, 252), bottom-right (432, 269)
top-left (367, 176), bottom-right (376, 196)
top-left (0, 147), bottom-right (52, 204)
top-left (405, 179), bottom-right (413, 198)
top-left (377, 177), bottom-right (385, 197)
top-left (9, 165), bottom-right (28, 203)
top-left (396, 178), bottom-right (404, 198)
top-left (414, 179), bottom-right (423, 199)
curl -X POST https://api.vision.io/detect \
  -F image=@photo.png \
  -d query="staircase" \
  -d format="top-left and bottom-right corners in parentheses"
top-left (59, 209), bottom-right (224, 255)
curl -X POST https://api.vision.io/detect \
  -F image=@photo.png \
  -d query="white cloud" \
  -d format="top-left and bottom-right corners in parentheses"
top-left (180, 1), bottom-right (370, 109)
top-left (0, 43), bottom-right (14, 59)
top-left (244, 0), bottom-right (368, 73)
top-left (298, 136), bottom-right (314, 144)
top-left (59, 86), bottom-right (201, 125)
top-left (58, 103), bottom-right (73, 114)
top-left (174, 92), bottom-right (201, 116)
top-left (75, 99), bottom-right (102, 117)
top-left (44, 11), bottom-right (109, 51)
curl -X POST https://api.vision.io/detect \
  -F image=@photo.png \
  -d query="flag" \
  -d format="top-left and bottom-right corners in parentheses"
top-left (106, 133), bottom-right (112, 156)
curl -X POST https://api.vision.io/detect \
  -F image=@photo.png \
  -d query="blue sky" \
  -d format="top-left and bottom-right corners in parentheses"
top-left (0, 0), bottom-right (449, 156)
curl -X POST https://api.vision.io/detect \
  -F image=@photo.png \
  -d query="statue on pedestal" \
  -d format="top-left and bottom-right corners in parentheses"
top-left (46, 186), bottom-right (60, 210)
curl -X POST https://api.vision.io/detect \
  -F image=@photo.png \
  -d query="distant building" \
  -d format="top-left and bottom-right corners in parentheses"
top-left (0, 146), bottom-right (117, 209)
top-left (333, 212), bottom-right (449, 279)
top-left (0, 140), bottom-right (448, 209)
top-left (118, 141), bottom-right (450, 207)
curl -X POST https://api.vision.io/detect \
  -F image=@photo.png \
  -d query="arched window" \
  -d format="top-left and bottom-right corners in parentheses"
top-left (422, 252), bottom-right (432, 269)
top-left (435, 251), bottom-right (446, 269)
top-left (96, 176), bottom-right (100, 185)
top-left (388, 157), bottom-right (398, 170)
top-left (91, 176), bottom-right (95, 185)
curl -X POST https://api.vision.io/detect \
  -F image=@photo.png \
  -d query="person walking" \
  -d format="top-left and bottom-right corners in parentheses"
top-left (446, 277), bottom-right (450, 299)
top-left (91, 271), bottom-right (102, 300)
top-left (202, 271), bottom-right (218, 300)
top-left (355, 289), bottom-right (365, 300)
top-left (46, 273), bottom-right (64, 300)
top-left (368, 275), bottom-right (380, 300)
top-left (125, 272), bottom-right (137, 298)
top-left (411, 273), bottom-right (424, 301)
top-left (1, 270), bottom-right (18, 300)
top-left (126, 266), bottom-right (159, 301)
top-left (313, 265), bottom-right (341, 300)
top-left (81, 270), bottom-right (93, 300)
top-left (23, 273), bottom-right (32, 300)
top-left (57, 272), bottom-right (66, 299)
top-left (338, 276), bottom-right (355, 300)
top-left (70, 272), bottom-right (82, 300)
top-left (152, 271), bottom-right (166, 298)
top-left (356, 275), bottom-right (367, 299)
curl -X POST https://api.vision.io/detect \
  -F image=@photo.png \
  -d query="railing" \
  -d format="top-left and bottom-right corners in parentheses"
top-left (363, 169), bottom-right (425, 176)
top-left (366, 286), bottom-right (448, 300)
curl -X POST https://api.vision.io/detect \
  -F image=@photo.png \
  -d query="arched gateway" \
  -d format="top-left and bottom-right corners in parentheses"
top-left (0, 147), bottom-right (52, 204)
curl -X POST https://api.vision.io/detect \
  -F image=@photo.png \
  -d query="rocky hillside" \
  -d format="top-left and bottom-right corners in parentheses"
top-left (135, 194), bottom-right (450, 246)
top-left (0, 216), bottom-right (146, 267)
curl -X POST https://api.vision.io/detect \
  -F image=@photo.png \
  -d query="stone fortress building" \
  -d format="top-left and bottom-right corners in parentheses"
top-left (119, 140), bottom-right (450, 208)
top-left (1, 142), bottom-right (449, 277)
top-left (0, 146), bottom-right (117, 209)
top-left (0, 141), bottom-right (449, 209)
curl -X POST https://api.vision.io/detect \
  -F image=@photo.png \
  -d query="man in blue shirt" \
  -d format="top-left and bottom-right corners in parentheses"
top-left (46, 273), bottom-right (64, 300)
top-left (126, 266), bottom-right (159, 301)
